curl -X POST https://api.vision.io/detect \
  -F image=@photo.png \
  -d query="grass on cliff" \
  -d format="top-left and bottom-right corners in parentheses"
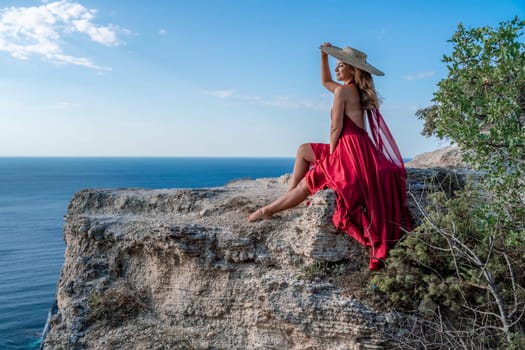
top-left (296, 253), bottom-right (374, 301)
top-left (87, 285), bottom-right (146, 327)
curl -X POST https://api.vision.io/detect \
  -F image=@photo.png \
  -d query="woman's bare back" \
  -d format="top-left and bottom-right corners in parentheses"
top-left (341, 84), bottom-right (365, 129)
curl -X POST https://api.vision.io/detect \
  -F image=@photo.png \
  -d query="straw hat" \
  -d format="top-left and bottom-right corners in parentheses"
top-left (321, 44), bottom-right (384, 76)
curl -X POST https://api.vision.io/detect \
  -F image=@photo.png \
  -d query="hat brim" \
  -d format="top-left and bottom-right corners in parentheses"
top-left (321, 45), bottom-right (385, 76)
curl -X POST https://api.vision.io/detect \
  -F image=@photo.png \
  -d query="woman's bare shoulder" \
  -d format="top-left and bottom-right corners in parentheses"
top-left (334, 84), bottom-right (359, 99)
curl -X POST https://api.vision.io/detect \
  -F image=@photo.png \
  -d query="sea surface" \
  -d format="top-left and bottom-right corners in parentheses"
top-left (0, 157), bottom-right (295, 350)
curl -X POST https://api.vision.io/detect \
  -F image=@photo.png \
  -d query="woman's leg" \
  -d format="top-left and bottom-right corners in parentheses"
top-left (247, 179), bottom-right (310, 222)
top-left (288, 143), bottom-right (315, 191)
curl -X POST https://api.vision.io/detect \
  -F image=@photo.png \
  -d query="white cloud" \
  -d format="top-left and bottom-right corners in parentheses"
top-left (381, 103), bottom-right (422, 114)
top-left (403, 71), bottom-right (435, 81)
top-left (158, 28), bottom-right (167, 35)
top-left (0, 0), bottom-right (125, 70)
top-left (204, 89), bottom-right (330, 111)
top-left (204, 89), bottom-right (239, 99)
top-left (47, 101), bottom-right (77, 110)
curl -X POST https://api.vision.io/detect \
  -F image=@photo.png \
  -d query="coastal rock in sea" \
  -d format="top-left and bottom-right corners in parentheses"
top-left (405, 146), bottom-right (468, 169)
top-left (42, 168), bottom-right (465, 350)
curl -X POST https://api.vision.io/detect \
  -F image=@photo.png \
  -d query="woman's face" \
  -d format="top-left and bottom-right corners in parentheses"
top-left (335, 61), bottom-right (353, 82)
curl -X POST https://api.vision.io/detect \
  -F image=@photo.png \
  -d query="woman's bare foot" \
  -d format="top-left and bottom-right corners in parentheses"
top-left (247, 207), bottom-right (272, 222)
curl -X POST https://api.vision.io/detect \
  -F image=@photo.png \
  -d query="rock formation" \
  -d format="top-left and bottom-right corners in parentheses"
top-left (42, 168), bottom-right (465, 350)
top-left (405, 146), bottom-right (467, 169)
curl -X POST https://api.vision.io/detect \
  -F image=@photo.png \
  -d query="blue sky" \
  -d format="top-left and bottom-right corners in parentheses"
top-left (0, 0), bottom-right (523, 157)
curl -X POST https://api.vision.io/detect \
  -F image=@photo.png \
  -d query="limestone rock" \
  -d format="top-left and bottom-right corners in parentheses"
top-left (42, 168), bottom-right (466, 350)
top-left (406, 146), bottom-right (468, 169)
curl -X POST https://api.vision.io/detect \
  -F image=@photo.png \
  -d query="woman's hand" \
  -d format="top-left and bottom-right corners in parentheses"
top-left (320, 42), bottom-right (331, 55)
top-left (320, 42), bottom-right (341, 93)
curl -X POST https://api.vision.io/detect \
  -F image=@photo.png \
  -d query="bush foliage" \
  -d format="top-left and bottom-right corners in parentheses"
top-left (371, 17), bottom-right (525, 349)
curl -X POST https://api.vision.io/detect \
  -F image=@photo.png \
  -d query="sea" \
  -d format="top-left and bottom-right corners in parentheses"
top-left (0, 157), bottom-right (295, 350)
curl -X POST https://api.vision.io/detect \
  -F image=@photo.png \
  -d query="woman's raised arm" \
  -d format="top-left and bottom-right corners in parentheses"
top-left (321, 43), bottom-right (341, 93)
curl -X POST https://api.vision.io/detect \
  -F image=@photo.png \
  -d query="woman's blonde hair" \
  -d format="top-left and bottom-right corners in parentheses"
top-left (350, 66), bottom-right (380, 110)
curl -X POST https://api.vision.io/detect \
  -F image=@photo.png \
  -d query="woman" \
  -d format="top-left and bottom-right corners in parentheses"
top-left (248, 44), bottom-right (411, 270)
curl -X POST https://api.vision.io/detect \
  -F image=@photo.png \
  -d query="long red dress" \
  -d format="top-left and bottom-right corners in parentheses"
top-left (305, 108), bottom-right (411, 270)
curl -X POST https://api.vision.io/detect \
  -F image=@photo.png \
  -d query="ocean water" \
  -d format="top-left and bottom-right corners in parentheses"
top-left (0, 157), bottom-right (295, 350)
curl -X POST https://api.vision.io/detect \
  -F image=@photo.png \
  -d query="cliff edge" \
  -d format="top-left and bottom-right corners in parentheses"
top-left (405, 146), bottom-right (467, 169)
top-left (42, 168), bottom-right (465, 350)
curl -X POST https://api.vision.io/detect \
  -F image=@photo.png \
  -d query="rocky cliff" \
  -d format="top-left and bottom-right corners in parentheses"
top-left (405, 146), bottom-right (467, 169)
top-left (42, 168), bottom-right (466, 350)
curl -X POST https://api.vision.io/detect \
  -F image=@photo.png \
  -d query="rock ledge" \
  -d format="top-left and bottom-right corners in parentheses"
top-left (42, 169), bottom-right (465, 350)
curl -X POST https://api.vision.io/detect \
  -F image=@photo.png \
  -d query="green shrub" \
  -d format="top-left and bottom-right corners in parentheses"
top-left (372, 17), bottom-right (525, 348)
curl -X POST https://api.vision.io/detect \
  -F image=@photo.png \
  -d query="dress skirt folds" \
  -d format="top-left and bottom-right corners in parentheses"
top-left (305, 109), bottom-right (411, 270)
